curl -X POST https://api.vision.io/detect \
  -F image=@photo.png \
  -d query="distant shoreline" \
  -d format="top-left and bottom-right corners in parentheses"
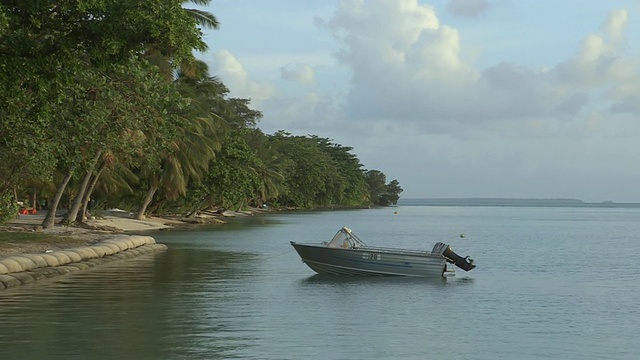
top-left (398, 198), bottom-right (640, 208)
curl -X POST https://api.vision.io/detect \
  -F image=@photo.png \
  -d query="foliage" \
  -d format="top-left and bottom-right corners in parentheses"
top-left (0, 7), bottom-right (7, 35)
top-left (244, 129), bottom-right (285, 207)
top-left (182, 0), bottom-right (220, 31)
top-left (0, 0), bottom-right (203, 172)
top-left (365, 170), bottom-right (387, 205)
top-left (0, 191), bottom-right (18, 225)
top-left (268, 132), bottom-right (370, 208)
top-left (365, 171), bottom-right (403, 206)
top-left (379, 179), bottom-right (403, 206)
top-left (313, 136), bottom-right (368, 205)
top-left (0, 1), bottom-right (403, 222)
top-left (0, 0), bottom-right (209, 226)
top-left (204, 134), bottom-right (261, 209)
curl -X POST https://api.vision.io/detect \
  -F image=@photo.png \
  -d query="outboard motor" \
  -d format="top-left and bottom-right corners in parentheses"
top-left (432, 242), bottom-right (476, 271)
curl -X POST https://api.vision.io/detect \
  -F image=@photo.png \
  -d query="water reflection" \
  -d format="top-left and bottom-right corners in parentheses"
top-left (0, 247), bottom-right (262, 360)
top-left (297, 273), bottom-right (478, 289)
top-left (2, 206), bottom-right (639, 360)
top-left (300, 273), bottom-right (449, 286)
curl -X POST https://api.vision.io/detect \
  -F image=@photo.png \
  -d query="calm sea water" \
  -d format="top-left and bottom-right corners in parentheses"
top-left (1, 206), bottom-right (639, 359)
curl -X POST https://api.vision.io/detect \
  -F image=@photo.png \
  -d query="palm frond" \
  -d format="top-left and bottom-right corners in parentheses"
top-left (184, 8), bottom-right (220, 29)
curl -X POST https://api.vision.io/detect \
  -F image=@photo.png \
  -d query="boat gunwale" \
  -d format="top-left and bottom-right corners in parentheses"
top-left (290, 241), bottom-right (443, 258)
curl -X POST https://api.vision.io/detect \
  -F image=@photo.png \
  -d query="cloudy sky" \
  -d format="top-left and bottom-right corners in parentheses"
top-left (195, 0), bottom-right (640, 202)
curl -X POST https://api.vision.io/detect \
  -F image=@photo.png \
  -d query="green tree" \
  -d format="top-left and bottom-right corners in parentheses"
top-left (202, 134), bottom-right (261, 210)
top-left (183, 0), bottom-right (220, 31)
top-left (364, 170), bottom-right (403, 206)
top-left (183, 94), bottom-right (264, 214)
top-left (380, 179), bottom-right (403, 206)
top-left (1, 1), bottom-right (403, 221)
top-left (0, 191), bottom-right (18, 225)
top-left (268, 132), bottom-right (339, 208)
top-left (0, 1), bottom-right (207, 227)
top-left (0, 7), bottom-right (7, 35)
top-left (245, 130), bottom-right (285, 207)
top-left (313, 136), bottom-right (368, 206)
top-left (134, 65), bottom-right (228, 219)
top-left (364, 170), bottom-right (387, 205)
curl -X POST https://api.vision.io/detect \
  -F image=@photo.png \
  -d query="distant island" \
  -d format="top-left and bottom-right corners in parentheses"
top-left (398, 198), bottom-right (640, 208)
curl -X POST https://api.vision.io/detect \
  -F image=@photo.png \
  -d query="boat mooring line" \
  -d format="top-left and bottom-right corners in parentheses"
top-left (263, 248), bottom-right (295, 260)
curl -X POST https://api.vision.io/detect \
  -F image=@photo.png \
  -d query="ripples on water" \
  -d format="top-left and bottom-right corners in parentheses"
top-left (1, 206), bottom-right (639, 359)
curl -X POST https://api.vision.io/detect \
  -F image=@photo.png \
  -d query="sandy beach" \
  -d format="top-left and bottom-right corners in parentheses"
top-left (1, 210), bottom-right (199, 257)
top-left (10, 210), bottom-right (177, 231)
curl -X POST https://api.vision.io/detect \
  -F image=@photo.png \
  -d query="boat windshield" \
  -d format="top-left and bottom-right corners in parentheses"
top-left (326, 226), bottom-right (366, 249)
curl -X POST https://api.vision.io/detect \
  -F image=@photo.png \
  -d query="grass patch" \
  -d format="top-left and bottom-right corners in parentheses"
top-left (0, 231), bottom-right (77, 244)
top-left (0, 230), bottom-right (90, 256)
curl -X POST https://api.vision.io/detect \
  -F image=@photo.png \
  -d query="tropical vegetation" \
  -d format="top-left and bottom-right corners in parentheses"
top-left (0, 1), bottom-right (402, 227)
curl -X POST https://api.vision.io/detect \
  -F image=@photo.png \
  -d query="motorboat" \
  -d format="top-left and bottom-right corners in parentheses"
top-left (290, 226), bottom-right (476, 277)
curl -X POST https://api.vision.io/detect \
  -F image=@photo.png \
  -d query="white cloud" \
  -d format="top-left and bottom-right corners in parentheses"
top-left (207, 49), bottom-right (275, 105)
top-left (260, 91), bottom-right (342, 134)
top-left (307, 1), bottom-right (640, 200)
top-left (319, 1), bottom-right (640, 132)
top-left (201, 1), bottom-right (640, 200)
top-left (554, 9), bottom-right (640, 116)
top-left (602, 8), bottom-right (628, 46)
top-left (318, 0), bottom-right (481, 125)
top-left (280, 63), bottom-right (316, 85)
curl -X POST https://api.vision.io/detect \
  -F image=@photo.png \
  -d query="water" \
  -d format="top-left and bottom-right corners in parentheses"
top-left (1, 206), bottom-right (639, 359)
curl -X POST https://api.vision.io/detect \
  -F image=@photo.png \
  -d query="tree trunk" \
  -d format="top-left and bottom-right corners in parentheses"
top-left (42, 167), bottom-right (75, 229)
top-left (135, 185), bottom-right (157, 220)
top-left (64, 169), bottom-right (92, 224)
top-left (186, 193), bottom-right (210, 218)
top-left (65, 151), bottom-right (101, 224)
top-left (32, 187), bottom-right (37, 209)
top-left (77, 160), bottom-right (107, 223)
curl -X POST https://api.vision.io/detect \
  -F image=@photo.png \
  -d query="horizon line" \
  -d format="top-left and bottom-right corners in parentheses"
top-left (399, 197), bottom-right (640, 205)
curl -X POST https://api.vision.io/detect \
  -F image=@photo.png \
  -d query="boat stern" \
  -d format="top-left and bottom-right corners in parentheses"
top-left (433, 242), bottom-right (476, 272)
top-left (443, 262), bottom-right (456, 277)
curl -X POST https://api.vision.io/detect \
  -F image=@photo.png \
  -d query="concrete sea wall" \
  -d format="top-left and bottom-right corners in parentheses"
top-left (0, 235), bottom-right (167, 289)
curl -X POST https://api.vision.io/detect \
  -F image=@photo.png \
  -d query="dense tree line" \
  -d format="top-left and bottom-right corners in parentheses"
top-left (0, 1), bottom-right (402, 226)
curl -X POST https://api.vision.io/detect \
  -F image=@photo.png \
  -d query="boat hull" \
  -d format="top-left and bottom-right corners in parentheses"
top-left (290, 242), bottom-right (450, 277)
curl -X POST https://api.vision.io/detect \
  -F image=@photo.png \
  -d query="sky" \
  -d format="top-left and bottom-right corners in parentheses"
top-left (194, 0), bottom-right (640, 202)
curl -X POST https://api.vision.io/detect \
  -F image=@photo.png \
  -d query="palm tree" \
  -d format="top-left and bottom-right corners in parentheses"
top-left (134, 63), bottom-right (229, 219)
top-left (251, 155), bottom-right (285, 207)
top-left (245, 130), bottom-right (285, 206)
top-left (183, 0), bottom-right (220, 30)
top-left (143, 3), bottom-right (218, 80)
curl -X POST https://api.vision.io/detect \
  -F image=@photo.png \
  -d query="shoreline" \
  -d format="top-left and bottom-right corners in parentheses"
top-left (0, 206), bottom-right (375, 288)
top-left (0, 205), bottom-right (368, 258)
top-left (0, 210), bottom-right (232, 288)
top-left (0, 235), bottom-right (167, 289)
top-left (0, 208), bottom-right (266, 258)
